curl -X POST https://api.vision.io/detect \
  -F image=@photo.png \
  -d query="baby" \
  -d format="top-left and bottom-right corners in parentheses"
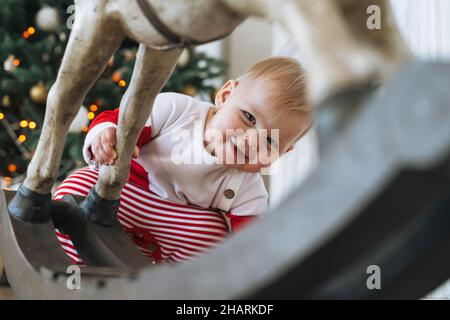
top-left (55, 57), bottom-right (312, 264)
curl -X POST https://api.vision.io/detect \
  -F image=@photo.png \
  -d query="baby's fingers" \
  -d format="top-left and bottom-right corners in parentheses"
top-left (103, 142), bottom-right (118, 160)
top-left (100, 135), bottom-right (117, 158)
top-left (105, 127), bottom-right (117, 146)
top-left (92, 140), bottom-right (115, 165)
top-left (132, 146), bottom-right (139, 159)
top-left (93, 145), bottom-right (111, 165)
top-left (99, 144), bottom-right (117, 164)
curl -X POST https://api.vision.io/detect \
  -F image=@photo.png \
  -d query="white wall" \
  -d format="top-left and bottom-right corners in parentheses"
top-left (391, 0), bottom-right (450, 61)
top-left (198, 17), bottom-right (273, 79)
top-left (223, 18), bottom-right (273, 79)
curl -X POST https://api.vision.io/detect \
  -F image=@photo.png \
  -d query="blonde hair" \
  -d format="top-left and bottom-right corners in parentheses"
top-left (236, 57), bottom-right (313, 141)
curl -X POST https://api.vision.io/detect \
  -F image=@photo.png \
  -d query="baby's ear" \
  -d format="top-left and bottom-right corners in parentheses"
top-left (215, 80), bottom-right (238, 106)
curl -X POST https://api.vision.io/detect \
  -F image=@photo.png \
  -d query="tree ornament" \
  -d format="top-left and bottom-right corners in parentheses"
top-left (36, 6), bottom-right (61, 32)
top-left (111, 67), bottom-right (127, 83)
top-left (54, 45), bottom-right (63, 55)
top-left (69, 106), bottom-right (89, 133)
top-left (177, 49), bottom-right (190, 67)
top-left (30, 82), bottom-right (48, 104)
top-left (1, 95), bottom-right (11, 107)
top-left (59, 32), bottom-right (67, 42)
top-left (123, 49), bottom-right (134, 62)
top-left (3, 55), bottom-right (17, 73)
top-left (181, 85), bottom-right (197, 97)
top-left (112, 71), bottom-right (121, 83)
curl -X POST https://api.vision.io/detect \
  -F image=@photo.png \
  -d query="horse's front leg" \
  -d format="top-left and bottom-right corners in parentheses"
top-left (8, 2), bottom-right (125, 222)
top-left (81, 45), bottom-right (182, 225)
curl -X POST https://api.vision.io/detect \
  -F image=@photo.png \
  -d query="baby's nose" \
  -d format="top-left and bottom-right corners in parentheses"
top-left (244, 131), bottom-right (258, 150)
top-left (242, 134), bottom-right (259, 163)
top-left (243, 136), bottom-right (256, 153)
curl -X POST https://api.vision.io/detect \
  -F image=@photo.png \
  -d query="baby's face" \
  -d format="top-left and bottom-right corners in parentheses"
top-left (204, 78), bottom-right (311, 173)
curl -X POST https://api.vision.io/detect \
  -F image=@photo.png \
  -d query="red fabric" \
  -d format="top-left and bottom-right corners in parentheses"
top-left (88, 108), bottom-right (153, 149)
top-left (88, 108), bottom-right (153, 191)
top-left (225, 213), bottom-right (258, 233)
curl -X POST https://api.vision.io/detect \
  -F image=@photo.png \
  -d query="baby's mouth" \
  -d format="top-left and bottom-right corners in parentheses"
top-left (230, 137), bottom-right (250, 162)
top-left (233, 143), bottom-right (239, 158)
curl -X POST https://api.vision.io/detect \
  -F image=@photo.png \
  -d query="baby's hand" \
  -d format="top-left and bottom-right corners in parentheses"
top-left (91, 127), bottom-right (139, 165)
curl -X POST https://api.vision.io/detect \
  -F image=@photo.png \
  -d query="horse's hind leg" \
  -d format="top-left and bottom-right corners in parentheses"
top-left (9, 3), bottom-right (125, 222)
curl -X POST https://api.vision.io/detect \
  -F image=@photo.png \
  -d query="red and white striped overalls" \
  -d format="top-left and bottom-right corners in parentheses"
top-left (53, 163), bottom-right (256, 265)
top-left (53, 165), bottom-right (237, 264)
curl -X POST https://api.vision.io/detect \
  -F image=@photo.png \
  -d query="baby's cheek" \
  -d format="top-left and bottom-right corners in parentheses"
top-left (257, 145), bottom-right (278, 166)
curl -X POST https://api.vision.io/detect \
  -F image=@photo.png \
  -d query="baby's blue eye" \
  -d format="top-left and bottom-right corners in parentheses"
top-left (242, 111), bottom-right (256, 125)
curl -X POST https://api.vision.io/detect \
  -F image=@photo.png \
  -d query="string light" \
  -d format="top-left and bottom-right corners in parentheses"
top-left (23, 26), bottom-right (36, 39)
top-left (88, 112), bottom-right (95, 120)
top-left (4, 177), bottom-right (12, 187)
top-left (83, 126), bottom-right (89, 133)
top-left (112, 72), bottom-right (121, 83)
top-left (8, 164), bottom-right (17, 172)
top-left (12, 58), bottom-right (21, 67)
top-left (0, 113), bottom-right (4, 120)
top-left (18, 134), bottom-right (27, 143)
top-left (89, 104), bottom-right (98, 112)
top-left (118, 80), bottom-right (126, 87)
top-left (29, 121), bottom-right (37, 129)
top-left (20, 120), bottom-right (29, 128)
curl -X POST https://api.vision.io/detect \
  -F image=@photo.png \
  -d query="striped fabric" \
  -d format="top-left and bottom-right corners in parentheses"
top-left (53, 167), bottom-right (230, 265)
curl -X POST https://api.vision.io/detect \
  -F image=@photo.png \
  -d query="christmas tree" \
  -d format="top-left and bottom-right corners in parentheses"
top-left (0, 0), bottom-right (227, 188)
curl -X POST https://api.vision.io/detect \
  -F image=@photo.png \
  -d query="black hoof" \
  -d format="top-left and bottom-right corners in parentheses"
top-left (80, 188), bottom-right (120, 227)
top-left (61, 194), bottom-right (86, 206)
top-left (7, 184), bottom-right (51, 223)
top-left (51, 195), bottom-right (86, 234)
